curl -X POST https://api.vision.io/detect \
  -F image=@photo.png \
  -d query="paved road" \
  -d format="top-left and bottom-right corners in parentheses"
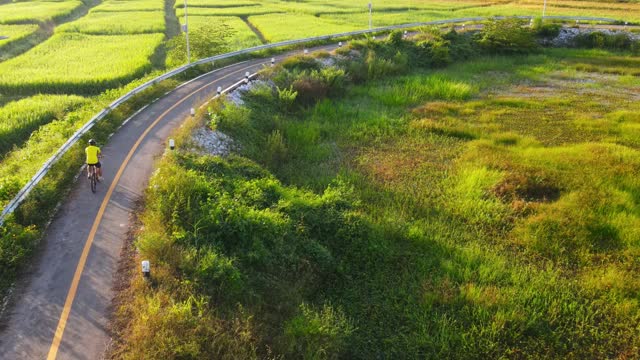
top-left (0, 44), bottom-right (337, 360)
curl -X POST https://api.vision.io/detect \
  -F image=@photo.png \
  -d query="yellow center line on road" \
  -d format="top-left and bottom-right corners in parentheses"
top-left (46, 64), bottom-right (259, 360)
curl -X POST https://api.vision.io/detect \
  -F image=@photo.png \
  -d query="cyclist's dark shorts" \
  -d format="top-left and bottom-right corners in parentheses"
top-left (87, 162), bottom-right (101, 168)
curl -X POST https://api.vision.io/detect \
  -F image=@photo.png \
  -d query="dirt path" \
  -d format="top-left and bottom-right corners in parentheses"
top-left (242, 16), bottom-right (269, 44)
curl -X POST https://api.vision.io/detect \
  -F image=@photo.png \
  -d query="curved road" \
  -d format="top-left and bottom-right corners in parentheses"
top-left (0, 44), bottom-right (336, 360)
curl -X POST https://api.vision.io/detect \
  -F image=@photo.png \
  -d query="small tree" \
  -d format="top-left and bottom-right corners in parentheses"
top-left (477, 18), bottom-right (539, 54)
top-left (166, 22), bottom-right (236, 67)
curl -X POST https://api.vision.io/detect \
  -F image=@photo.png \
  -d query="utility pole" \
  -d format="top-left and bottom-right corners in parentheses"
top-left (368, 2), bottom-right (373, 30)
top-left (542, 0), bottom-right (547, 19)
top-left (183, 0), bottom-right (191, 64)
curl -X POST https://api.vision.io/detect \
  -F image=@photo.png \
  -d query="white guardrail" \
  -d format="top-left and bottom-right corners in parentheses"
top-left (0, 15), bottom-right (620, 226)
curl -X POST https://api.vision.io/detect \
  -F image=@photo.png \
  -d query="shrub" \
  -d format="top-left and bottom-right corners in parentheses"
top-left (443, 29), bottom-right (478, 61)
top-left (276, 85), bottom-right (298, 113)
top-left (285, 67), bottom-right (346, 106)
top-left (574, 31), bottom-right (635, 51)
top-left (0, 222), bottom-right (39, 291)
top-left (386, 29), bottom-right (405, 47)
top-left (533, 18), bottom-right (562, 38)
top-left (477, 18), bottom-right (539, 54)
top-left (166, 22), bottom-right (236, 67)
top-left (416, 38), bottom-right (451, 67)
top-left (187, 247), bottom-right (244, 299)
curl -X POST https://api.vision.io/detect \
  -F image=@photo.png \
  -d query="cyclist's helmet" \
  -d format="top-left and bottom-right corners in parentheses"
top-left (89, 139), bottom-right (96, 145)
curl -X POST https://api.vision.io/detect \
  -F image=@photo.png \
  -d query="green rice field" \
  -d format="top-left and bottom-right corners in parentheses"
top-left (56, 10), bottom-right (166, 34)
top-left (248, 13), bottom-right (362, 42)
top-left (0, 32), bottom-right (164, 94)
top-left (0, 95), bottom-right (88, 156)
top-left (0, 24), bottom-right (39, 50)
top-left (0, 0), bottom-right (83, 24)
top-left (90, 0), bottom-right (164, 12)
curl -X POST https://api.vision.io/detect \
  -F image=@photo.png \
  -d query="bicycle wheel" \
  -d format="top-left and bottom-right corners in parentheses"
top-left (90, 169), bottom-right (97, 193)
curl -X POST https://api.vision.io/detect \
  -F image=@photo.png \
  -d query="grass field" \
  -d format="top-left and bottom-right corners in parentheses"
top-left (0, 32), bottom-right (164, 94)
top-left (111, 25), bottom-right (640, 358)
top-left (57, 11), bottom-right (165, 35)
top-left (0, 0), bottom-right (83, 24)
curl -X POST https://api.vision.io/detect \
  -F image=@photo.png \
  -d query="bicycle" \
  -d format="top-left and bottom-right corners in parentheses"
top-left (87, 164), bottom-right (98, 193)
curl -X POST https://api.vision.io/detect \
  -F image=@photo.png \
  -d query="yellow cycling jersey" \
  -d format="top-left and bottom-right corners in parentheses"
top-left (86, 145), bottom-right (101, 164)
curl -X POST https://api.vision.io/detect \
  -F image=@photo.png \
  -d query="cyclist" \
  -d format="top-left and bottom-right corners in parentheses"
top-left (85, 139), bottom-right (102, 181)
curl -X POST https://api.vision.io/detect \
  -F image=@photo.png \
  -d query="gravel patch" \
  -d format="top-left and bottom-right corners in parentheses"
top-left (551, 27), bottom-right (640, 47)
top-left (191, 126), bottom-right (234, 157)
top-left (227, 79), bottom-right (271, 106)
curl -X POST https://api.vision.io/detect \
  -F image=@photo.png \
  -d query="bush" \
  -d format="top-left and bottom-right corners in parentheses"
top-left (166, 22), bottom-right (236, 67)
top-left (477, 18), bottom-right (539, 54)
top-left (271, 66), bottom-right (347, 106)
top-left (0, 222), bottom-right (39, 291)
top-left (574, 31), bottom-right (635, 51)
top-left (533, 18), bottom-right (562, 38)
top-left (416, 38), bottom-right (451, 67)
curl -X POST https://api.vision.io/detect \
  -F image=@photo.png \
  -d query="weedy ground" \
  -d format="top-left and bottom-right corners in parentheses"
top-left (112, 45), bottom-right (640, 359)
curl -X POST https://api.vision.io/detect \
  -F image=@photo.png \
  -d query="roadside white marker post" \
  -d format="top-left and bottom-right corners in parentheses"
top-left (183, 0), bottom-right (191, 64)
top-left (245, 71), bottom-right (250, 83)
top-left (304, 48), bottom-right (309, 54)
top-left (142, 260), bottom-right (151, 279)
top-left (403, 30), bottom-right (408, 38)
top-left (271, 57), bottom-right (275, 66)
top-left (190, 107), bottom-right (195, 116)
top-left (169, 139), bottom-right (175, 150)
top-left (216, 86), bottom-right (222, 95)
top-left (338, 41), bottom-right (343, 47)
top-left (368, 2), bottom-right (373, 30)
top-left (372, 35), bottom-right (376, 40)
